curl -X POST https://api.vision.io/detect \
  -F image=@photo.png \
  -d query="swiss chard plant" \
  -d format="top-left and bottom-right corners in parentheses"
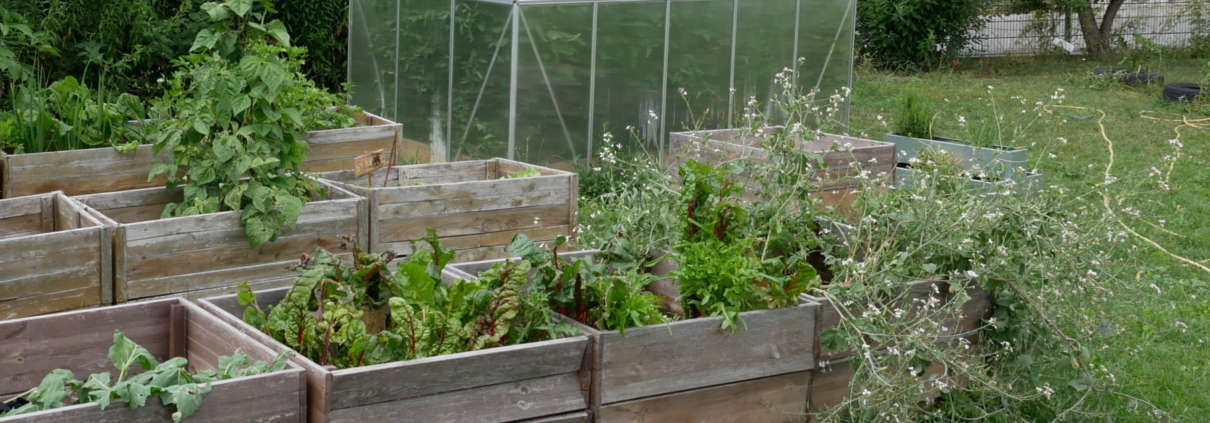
top-left (0, 331), bottom-right (289, 422)
top-left (239, 231), bottom-right (577, 369)
top-left (507, 234), bottom-right (668, 338)
top-left (148, 0), bottom-right (359, 247)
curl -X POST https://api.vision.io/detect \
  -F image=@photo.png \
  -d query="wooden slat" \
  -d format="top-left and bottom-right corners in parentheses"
top-left (0, 228), bottom-right (100, 262)
top-left (126, 233), bottom-right (346, 283)
top-left (7, 174), bottom-right (171, 200)
top-left (172, 275), bottom-right (297, 302)
top-left (124, 259), bottom-right (300, 300)
top-left (126, 216), bottom-right (356, 259)
top-left (375, 175), bottom-right (572, 205)
top-left (0, 266), bottom-right (100, 305)
top-left (593, 303), bottom-right (816, 404)
top-left (303, 123), bottom-right (398, 145)
top-left (304, 136), bottom-right (397, 162)
top-left (75, 186), bottom-right (183, 211)
top-left (523, 412), bottom-right (590, 423)
top-left (0, 195), bottom-right (42, 220)
top-left (0, 300), bottom-right (172, 396)
top-left (596, 371), bottom-right (810, 423)
top-left (331, 336), bottom-right (588, 409)
top-left (0, 242), bottom-right (101, 281)
top-left (327, 373), bottom-right (585, 423)
top-left (808, 357), bottom-right (854, 413)
top-left (6, 144), bottom-right (167, 181)
top-left (1, 371), bottom-right (303, 423)
top-left (380, 226), bottom-right (569, 256)
top-left (395, 160), bottom-right (490, 179)
top-left (0, 285), bottom-right (101, 321)
top-left (121, 199), bottom-right (357, 242)
top-left (0, 215), bottom-right (41, 238)
top-left (377, 204), bottom-right (570, 244)
top-left (376, 187), bottom-right (570, 220)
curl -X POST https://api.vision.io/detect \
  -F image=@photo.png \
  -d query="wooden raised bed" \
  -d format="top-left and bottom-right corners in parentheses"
top-left (668, 128), bottom-right (895, 209)
top-left (319, 158), bottom-right (577, 263)
top-left (0, 112), bottom-right (405, 199)
top-left (800, 279), bottom-right (991, 361)
top-left (801, 280), bottom-right (990, 415)
top-left (0, 191), bottom-right (112, 320)
top-left (200, 289), bottom-right (591, 423)
top-left (0, 298), bottom-right (304, 422)
top-left (446, 255), bottom-right (818, 423)
top-left (74, 181), bottom-right (366, 303)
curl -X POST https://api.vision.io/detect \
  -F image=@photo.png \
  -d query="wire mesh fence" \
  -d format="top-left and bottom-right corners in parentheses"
top-left (963, 0), bottom-right (1206, 56)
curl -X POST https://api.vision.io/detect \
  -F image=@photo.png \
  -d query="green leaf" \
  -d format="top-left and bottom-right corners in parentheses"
top-left (218, 350), bottom-right (251, 376)
top-left (191, 117), bottom-right (211, 136)
top-left (200, 3), bottom-right (229, 21)
top-left (244, 215), bottom-right (275, 248)
top-left (160, 383), bottom-right (212, 422)
top-left (227, 0), bottom-right (253, 17)
top-left (109, 330), bottom-right (158, 377)
top-left (1067, 373), bottom-right (1093, 391)
top-left (113, 380), bottom-right (152, 410)
top-left (507, 168), bottom-right (541, 179)
top-left (82, 372), bottom-right (114, 409)
top-left (231, 95), bottom-right (252, 116)
top-left (212, 137), bottom-right (236, 163)
top-left (279, 195), bottom-right (304, 230)
top-left (189, 28), bottom-right (221, 52)
top-left (264, 20), bottom-right (291, 47)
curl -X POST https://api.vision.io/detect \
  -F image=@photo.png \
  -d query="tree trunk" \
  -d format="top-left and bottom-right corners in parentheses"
top-left (1075, 0), bottom-right (1129, 57)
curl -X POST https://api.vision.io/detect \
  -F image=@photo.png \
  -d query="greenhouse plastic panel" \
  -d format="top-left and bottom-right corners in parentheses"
top-left (348, 0), bottom-right (855, 165)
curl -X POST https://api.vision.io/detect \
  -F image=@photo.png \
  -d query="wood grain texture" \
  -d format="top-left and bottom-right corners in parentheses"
top-left (0, 299), bottom-right (304, 423)
top-left (327, 373), bottom-right (586, 423)
top-left (331, 336), bottom-right (588, 409)
top-left (596, 372), bottom-right (810, 423)
top-left (201, 288), bottom-right (588, 423)
top-left (1, 113), bottom-right (401, 199)
top-left (79, 183), bottom-right (363, 303)
top-left (521, 412), bottom-right (589, 423)
top-left (0, 192), bottom-right (111, 319)
top-left (576, 303), bottom-right (816, 405)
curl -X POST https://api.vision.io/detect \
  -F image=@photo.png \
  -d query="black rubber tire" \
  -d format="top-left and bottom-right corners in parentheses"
top-left (1092, 67), bottom-right (1164, 85)
top-left (1163, 82), bottom-right (1204, 102)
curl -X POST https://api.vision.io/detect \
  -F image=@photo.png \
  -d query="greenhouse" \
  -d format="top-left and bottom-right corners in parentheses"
top-left (348, 0), bottom-right (857, 165)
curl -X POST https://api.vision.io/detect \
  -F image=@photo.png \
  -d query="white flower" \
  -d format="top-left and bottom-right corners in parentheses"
top-left (965, 270), bottom-right (979, 278)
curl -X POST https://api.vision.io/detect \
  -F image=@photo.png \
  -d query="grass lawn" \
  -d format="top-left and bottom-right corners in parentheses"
top-left (847, 54), bottom-right (1210, 419)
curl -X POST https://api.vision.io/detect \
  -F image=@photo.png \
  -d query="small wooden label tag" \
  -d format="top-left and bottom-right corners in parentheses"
top-left (353, 149), bottom-right (387, 177)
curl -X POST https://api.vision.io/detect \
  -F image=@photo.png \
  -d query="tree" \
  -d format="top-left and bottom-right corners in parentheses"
top-left (1073, 0), bottom-right (1128, 56)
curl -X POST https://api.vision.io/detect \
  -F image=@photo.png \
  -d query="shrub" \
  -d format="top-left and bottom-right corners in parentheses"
top-left (856, 0), bottom-right (987, 72)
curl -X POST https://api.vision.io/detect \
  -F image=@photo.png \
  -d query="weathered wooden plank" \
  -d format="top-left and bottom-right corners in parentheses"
top-left (0, 300), bottom-right (172, 396)
top-left (126, 234), bottom-right (346, 283)
top-left (7, 174), bottom-right (172, 200)
top-left (521, 412), bottom-right (590, 423)
top-left (75, 186), bottom-right (183, 211)
top-left (120, 198), bottom-right (358, 242)
top-left (124, 260), bottom-right (298, 299)
top-left (395, 160), bottom-right (490, 179)
top-left (0, 285), bottom-right (101, 321)
top-left (590, 303), bottom-right (816, 404)
top-left (0, 370), bottom-right (302, 423)
top-left (497, 159), bottom-right (563, 177)
top-left (126, 216), bottom-right (357, 258)
top-left (375, 175), bottom-right (572, 205)
top-left (596, 371), bottom-right (810, 423)
top-left (0, 243), bottom-right (101, 281)
top-left (304, 136), bottom-right (397, 162)
top-left (303, 123), bottom-right (398, 145)
top-left (379, 225), bottom-right (570, 256)
top-left (377, 204), bottom-right (569, 243)
top-left (331, 336), bottom-right (588, 409)
top-left (376, 188), bottom-right (569, 220)
top-left (327, 373), bottom-right (585, 423)
top-left (0, 266), bottom-right (100, 304)
top-left (113, 227), bottom-right (129, 303)
top-left (6, 145), bottom-right (167, 181)
top-left (170, 276), bottom-right (297, 303)
top-left (0, 195), bottom-right (42, 220)
top-left (0, 214), bottom-right (41, 237)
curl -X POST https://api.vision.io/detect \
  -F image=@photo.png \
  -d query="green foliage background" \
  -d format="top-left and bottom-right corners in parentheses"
top-left (856, 0), bottom-right (987, 71)
top-left (2, 0), bottom-right (347, 96)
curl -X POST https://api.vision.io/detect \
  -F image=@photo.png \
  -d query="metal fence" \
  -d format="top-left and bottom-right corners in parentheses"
top-left (963, 0), bottom-right (1204, 56)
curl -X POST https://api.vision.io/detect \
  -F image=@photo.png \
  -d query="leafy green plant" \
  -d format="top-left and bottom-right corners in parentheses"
top-left (0, 6), bottom-right (57, 88)
top-left (2, 74), bottom-right (148, 153)
top-left (893, 90), bottom-right (934, 139)
top-left (240, 231), bottom-right (575, 369)
top-left (507, 234), bottom-right (668, 338)
top-left (0, 330), bottom-right (289, 422)
top-left (148, 0), bottom-right (358, 247)
top-left (856, 0), bottom-right (986, 72)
